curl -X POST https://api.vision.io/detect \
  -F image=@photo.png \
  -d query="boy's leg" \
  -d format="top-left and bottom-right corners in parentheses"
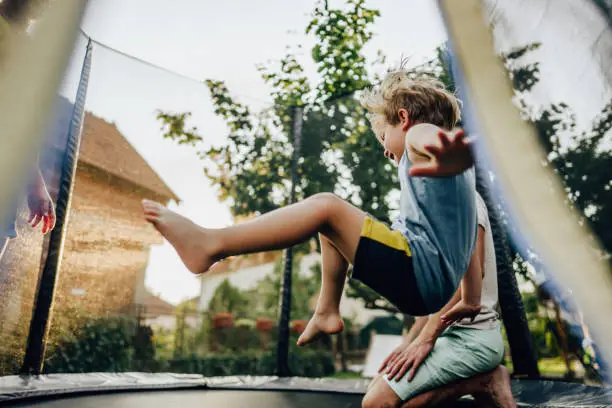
top-left (297, 234), bottom-right (348, 346)
top-left (143, 193), bottom-right (365, 274)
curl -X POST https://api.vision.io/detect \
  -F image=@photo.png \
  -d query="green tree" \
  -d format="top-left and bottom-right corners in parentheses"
top-left (157, 0), bottom-right (403, 314)
top-left (207, 279), bottom-right (250, 316)
top-left (246, 255), bottom-right (322, 321)
top-left (502, 42), bottom-right (612, 260)
top-left (156, 0), bottom-right (394, 223)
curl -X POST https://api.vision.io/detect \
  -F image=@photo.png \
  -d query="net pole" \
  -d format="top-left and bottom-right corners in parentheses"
top-left (275, 105), bottom-right (303, 377)
top-left (20, 37), bottom-right (93, 375)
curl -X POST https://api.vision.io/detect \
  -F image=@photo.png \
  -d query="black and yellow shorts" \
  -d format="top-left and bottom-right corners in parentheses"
top-left (351, 217), bottom-right (428, 316)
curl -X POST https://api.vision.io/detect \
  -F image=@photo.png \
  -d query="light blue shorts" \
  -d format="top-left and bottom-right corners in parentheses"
top-left (384, 323), bottom-right (505, 401)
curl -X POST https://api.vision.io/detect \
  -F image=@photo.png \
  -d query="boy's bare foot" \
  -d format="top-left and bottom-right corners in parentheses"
top-left (440, 299), bottom-right (482, 326)
top-left (142, 199), bottom-right (218, 274)
top-left (473, 366), bottom-right (516, 408)
top-left (296, 312), bottom-right (344, 347)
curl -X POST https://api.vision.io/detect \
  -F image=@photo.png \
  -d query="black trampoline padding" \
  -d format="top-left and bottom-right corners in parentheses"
top-left (11, 389), bottom-right (361, 408)
top-left (1, 374), bottom-right (611, 407)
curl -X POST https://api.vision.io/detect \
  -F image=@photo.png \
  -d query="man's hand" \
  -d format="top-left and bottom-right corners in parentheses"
top-left (409, 128), bottom-right (474, 177)
top-left (378, 338), bottom-right (411, 375)
top-left (27, 183), bottom-right (56, 235)
top-left (383, 338), bottom-right (435, 382)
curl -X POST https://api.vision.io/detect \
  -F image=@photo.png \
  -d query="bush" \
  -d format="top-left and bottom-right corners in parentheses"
top-left (167, 348), bottom-right (335, 377)
top-left (44, 316), bottom-right (148, 373)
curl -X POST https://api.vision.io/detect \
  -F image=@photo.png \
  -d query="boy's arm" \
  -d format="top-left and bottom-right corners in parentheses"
top-left (405, 123), bottom-right (474, 177)
top-left (441, 226), bottom-right (486, 325)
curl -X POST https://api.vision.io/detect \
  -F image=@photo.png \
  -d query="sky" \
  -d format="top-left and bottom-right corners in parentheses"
top-left (65, 0), bottom-right (448, 304)
top-left (57, 0), bottom-right (611, 305)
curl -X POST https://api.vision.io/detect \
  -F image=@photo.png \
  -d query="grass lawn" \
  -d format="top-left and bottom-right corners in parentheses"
top-left (330, 371), bottom-right (363, 379)
top-left (505, 357), bottom-right (581, 378)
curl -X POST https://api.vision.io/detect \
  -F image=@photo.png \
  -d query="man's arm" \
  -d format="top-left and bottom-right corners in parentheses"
top-left (404, 316), bottom-right (428, 344)
top-left (383, 288), bottom-right (462, 380)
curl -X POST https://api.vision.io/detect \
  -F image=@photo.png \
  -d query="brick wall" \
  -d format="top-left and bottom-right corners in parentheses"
top-left (52, 162), bottom-right (168, 316)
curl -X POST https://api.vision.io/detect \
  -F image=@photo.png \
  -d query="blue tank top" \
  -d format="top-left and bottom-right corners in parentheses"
top-left (391, 149), bottom-right (478, 312)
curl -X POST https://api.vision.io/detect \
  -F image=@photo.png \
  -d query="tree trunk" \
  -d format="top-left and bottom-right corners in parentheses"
top-left (475, 165), bottom-right (540, 378)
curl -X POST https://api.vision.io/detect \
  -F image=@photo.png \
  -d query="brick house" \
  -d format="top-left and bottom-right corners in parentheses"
top-left (0, 101), bottom-right (178, 371)
top-left (51, 111), bottom-right (180, 316)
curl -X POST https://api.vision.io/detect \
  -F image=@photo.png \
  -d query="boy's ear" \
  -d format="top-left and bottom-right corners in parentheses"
top-left (398, 109), bottom-right (411, 132)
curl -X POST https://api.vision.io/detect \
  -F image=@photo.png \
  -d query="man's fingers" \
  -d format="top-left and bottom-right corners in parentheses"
top-left (395, 359), bottom-right (413, 381)
top-left (407, 356), bottom-right (424, 381)
top-left (407, 362), bottom-right (419, 382)
top-left (379, 352), bottom-right (396, 372)
top-left (387, 359), bottom-right (403, 380)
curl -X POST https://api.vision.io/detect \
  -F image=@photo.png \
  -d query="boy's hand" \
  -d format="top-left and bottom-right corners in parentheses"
top-left (27, 184), bottom-right (56, 235)
top-left (440, 299), bottom-right (481, 327)
top-left (409, 129), bottom-right (474, 177)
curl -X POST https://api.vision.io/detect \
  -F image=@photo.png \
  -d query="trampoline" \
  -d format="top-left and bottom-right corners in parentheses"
top-left (2, 374), bottom-right (612, 407)
top-left (1, 0), bottom-right (612, 407)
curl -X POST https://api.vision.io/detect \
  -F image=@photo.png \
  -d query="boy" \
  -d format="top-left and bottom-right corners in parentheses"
top-left (142, 71), bottom-right (481, 345)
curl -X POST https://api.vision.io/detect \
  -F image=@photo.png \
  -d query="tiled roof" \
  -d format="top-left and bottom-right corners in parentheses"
top-left (140, 291), bottom-right (176, 317)
top-left (79, 112), bottom-right (180, 202)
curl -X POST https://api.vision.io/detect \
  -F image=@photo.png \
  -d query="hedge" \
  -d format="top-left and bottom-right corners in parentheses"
top-left (166, 349), bottom-right (335, 377)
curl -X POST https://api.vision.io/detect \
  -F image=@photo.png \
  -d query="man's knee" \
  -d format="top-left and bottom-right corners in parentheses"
top-left (362, 379), bottom-right (401, 408)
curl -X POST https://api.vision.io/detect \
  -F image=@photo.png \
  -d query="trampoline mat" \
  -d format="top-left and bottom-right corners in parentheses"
top-left (9, 389), bottom-right (476, 408)
top-left (1, 374), bottom-right (611, 407)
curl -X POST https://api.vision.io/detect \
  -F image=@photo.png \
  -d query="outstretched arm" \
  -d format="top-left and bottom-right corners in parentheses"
top-left (405, 123), bottom-right (474, 177)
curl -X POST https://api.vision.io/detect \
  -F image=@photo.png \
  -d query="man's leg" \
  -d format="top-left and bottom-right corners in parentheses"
top-left (362, 377), bottom-right (402, 408)
top-left (401, 366), bottom-right (516, 408)
top-left (297, 234), bottom-right (349, 345)
top-left (363, 366), bottom-right (515, 408)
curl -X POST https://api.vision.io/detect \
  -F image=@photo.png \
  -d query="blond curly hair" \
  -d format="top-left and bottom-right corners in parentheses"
top-left (361, 71), bottom-right (461, 135)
